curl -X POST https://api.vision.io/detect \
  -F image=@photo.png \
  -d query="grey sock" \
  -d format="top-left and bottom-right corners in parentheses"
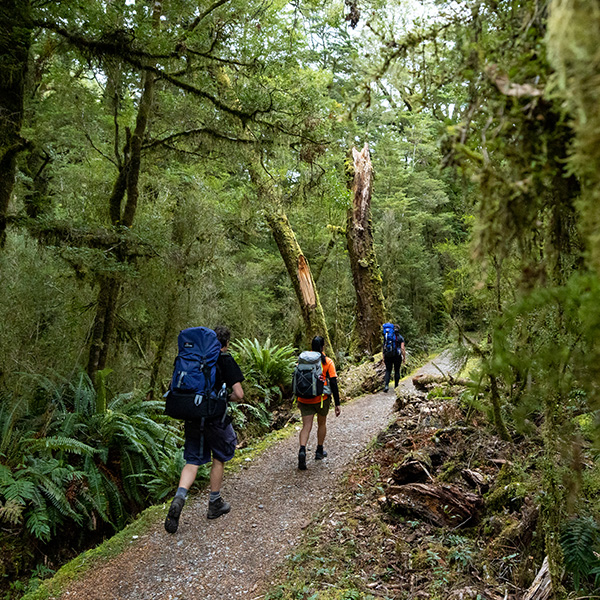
top-left (175, 487), bottom-right (188, 500)
top-left (209, 491), bottom-right (221, 503)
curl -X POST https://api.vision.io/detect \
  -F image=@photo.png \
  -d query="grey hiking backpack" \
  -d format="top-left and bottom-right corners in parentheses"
top-left (292, 351), bottom-right (325, 398)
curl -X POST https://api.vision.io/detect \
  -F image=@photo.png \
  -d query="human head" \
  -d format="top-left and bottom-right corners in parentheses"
top-left (214, 326), bottom-right (231, 349)
top-left (311, 335), bottom-right (325, 353)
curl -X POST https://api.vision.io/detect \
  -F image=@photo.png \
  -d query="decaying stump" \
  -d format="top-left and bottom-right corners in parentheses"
top-left (392, 459), bottom-right (432, 484)
top-left (384, 482), bottom-right (483, 528)
top-left (523, 556), bottom-right (552, 600)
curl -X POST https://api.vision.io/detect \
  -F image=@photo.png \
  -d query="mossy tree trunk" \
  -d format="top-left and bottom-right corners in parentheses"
top-left (548, 0), bottom-right (600, 278)
top-left (0, 0), bottom-right (32, 248)
top-left (86, 2), bottom-right (161, 387)
top-left (266, 212), bottom-right (332, 350)
top-left (346, 143), bottom-right (386, 355)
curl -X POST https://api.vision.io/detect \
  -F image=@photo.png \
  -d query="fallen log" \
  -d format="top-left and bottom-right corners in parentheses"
top-left (412, 373), bottom-right (471, 392)
top-left (384, 482), bottom-right (483, 528)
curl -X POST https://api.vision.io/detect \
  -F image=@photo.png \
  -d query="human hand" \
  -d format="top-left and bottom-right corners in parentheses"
top-left (334, 405), bottom-right (341, 417)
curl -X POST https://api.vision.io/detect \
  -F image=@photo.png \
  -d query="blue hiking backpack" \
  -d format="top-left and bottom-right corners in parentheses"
top-left (164, 327), bottom-right (227, 421)
top-left (382, 322), bottom-right (397, 358)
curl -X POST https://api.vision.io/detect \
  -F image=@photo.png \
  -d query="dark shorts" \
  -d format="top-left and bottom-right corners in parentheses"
top-left (183, 419), bottom-right (237, 466)
top-left (298, 397), bottom-right (331, 417)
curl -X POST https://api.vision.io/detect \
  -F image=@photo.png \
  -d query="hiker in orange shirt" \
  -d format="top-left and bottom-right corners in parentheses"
top-left (294, 335), bottom-right (341, 470)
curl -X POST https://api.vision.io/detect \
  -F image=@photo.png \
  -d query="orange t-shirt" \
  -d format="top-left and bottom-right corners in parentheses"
top-left (297, 355), bottom-right (337, 404)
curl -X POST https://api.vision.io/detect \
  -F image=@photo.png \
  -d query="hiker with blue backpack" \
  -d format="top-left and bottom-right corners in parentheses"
top-left (382, 322), bottom-right (406, 393)
top-left (293, 335), bottom-right (341, 471)
top-left (164, 325), bottom-right (244, 533)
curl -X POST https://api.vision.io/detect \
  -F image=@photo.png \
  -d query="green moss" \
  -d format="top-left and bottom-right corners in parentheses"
top-left (485, 481), bottom-right (527, 513)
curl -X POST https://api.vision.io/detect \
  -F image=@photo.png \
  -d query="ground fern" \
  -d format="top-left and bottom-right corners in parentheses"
top-left (561, 516), bottom-right (600, 590)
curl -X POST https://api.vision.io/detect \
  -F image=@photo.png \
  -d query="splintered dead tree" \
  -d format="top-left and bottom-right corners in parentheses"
top-left (265, 212), bottom-right (332, 350)
top-left (346, 143), bottom-right (386, 355)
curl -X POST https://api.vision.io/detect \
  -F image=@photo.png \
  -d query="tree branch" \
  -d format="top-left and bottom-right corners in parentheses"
top-left (32, 19), bottom-right (268, 123)
top-left (187, 0), bottom-right (233, 32)
top-left (143, 127), bottom-right (258, 150)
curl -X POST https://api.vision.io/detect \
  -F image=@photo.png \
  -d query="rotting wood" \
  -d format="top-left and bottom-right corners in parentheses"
top-left (384, 482), bottom-right (483, 528)
top-left (392, 459), bottom-right (432, 485)
top-left (461, 469), bottom-right (489, 493)
top-left (523, 556), bottom-right (552, 600)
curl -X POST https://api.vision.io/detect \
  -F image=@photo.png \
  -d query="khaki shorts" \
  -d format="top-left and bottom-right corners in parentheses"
top-left (298, 397), bottom-right (331, 417)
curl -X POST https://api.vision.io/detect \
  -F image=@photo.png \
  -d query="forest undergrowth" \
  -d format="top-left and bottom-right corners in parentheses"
top-left (264, 372), bottom-right (600, 600)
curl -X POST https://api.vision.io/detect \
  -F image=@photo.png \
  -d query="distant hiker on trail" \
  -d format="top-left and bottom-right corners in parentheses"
top-left (382, 322), bottom-right (405, 393)
top-left (164, 325), bottom-right (244, 534)
top-left (293, 335), bottom-right (341, 471)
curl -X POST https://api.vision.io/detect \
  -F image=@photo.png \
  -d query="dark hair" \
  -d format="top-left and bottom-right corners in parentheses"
top-left (311, 335), bottom-right (325, 353)
top-left (214, 326), bottom-right (231, 348)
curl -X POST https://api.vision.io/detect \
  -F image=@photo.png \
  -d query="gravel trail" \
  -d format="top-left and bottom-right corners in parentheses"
top-left (57, 351), bottom-right (460, 600)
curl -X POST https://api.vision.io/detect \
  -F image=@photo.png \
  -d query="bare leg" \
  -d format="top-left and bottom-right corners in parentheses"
top-left (316, 414), bottom-right (327, 446)
top-left (210, 459), bottom-right (225, 492)
top-left (178, 463), bottom-right (199, 490)
top-left (299, 414), bottom-right (314, 447)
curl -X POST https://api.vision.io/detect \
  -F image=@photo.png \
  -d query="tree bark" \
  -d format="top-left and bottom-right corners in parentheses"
top-left (265, 212), bottom-right (332, 349)
top-left (86, 0), bottom-right (160, 386)
top-left (0, 0), bottom-right (32, 247)
top-left (346, 143), bottom-right (385, 355)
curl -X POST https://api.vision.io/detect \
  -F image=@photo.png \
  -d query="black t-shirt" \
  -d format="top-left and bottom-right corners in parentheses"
top-left (215, 352), bottom-right (244, 391)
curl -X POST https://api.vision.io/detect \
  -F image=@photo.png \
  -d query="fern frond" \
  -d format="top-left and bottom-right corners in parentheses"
top-left (0, 499), bottom-right (24, 525)
top-left (26, 436), bottom-right (99, 457)
top-left (26, 507), bottom-right (52, 542)
top-left (4, 479), bottom-right (37, 503)
top-left (561, 516), bottom-right (600, 589)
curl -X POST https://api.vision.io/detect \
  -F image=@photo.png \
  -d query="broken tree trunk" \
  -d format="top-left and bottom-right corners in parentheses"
top-left (346, 143), bottom-right (385, 355)
top-left (266, 212), bottom-right (331, 349)
top-left (384, 482), bottom-right (483, 528)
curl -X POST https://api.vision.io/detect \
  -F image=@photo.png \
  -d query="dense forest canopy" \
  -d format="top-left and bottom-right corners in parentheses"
top-left (2, 0), bottom-right (600, 597)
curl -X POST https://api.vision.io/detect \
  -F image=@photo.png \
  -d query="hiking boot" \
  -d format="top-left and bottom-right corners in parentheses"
top-left (298, 449), bottom-right (307, 470)
top-left (164, 496), bottom-right (184, 534)
top-left (383, 385), bottom-right (389, 393)
top-left (315, 448), bottom-right (328, 460)
top-left (207, 496), bottom-right (231, 519)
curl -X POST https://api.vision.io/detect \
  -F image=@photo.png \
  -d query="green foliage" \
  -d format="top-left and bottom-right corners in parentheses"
top-left (231, 338), bottom-right (297, 390)
top-left (560, 516), bottom-right (600, 591)
top-left (0, 372), bottom-right (182, 587)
